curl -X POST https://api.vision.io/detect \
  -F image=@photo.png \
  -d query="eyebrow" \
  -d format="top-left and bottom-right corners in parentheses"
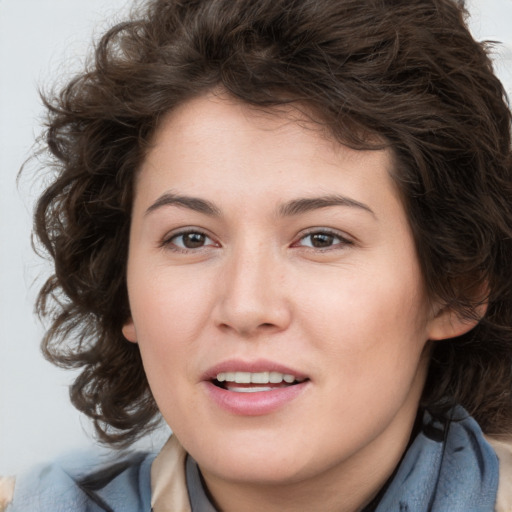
top-left (145, 192), bottom-right (375, 218)
top-left (145, 192), bottom-right (221, 217)
top-left (278, 195), bottom-right (375, 218)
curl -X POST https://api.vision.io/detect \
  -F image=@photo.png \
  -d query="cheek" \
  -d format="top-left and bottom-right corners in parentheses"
top-left (127, 266), bottom-right (217, 399)
top-left (296, 258), bottom-right (430, 409)
top-left (297, 276), bottom-right (430, 446)
top-left (299, 263), bottom-right (428, 350)
top-left (132, 274), bottom-right (210, 427)
top-left (130, 265), bottom-right (214, 342)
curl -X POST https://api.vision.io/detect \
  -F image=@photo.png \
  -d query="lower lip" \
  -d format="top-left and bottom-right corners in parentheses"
top-left (203, 381), bottom-right (309, 416)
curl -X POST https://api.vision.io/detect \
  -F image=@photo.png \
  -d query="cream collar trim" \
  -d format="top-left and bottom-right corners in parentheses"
top-left (486, 436), bottom-right (512, 512)
top-left (150, 435), bottom-right (191, 512)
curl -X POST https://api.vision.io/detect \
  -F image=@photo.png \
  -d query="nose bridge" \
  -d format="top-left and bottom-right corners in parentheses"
top-left (230, 240), bottom-right (273, 300)
top-left (215, 236), bottom-right (289, 335)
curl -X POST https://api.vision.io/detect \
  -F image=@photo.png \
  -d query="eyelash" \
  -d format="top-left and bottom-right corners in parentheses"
top-left (161, 228), bottom-right (353, 253)
top-left (294, 229), bottom-right (353, 250)
top-left (161, 230), bottom-right (218, 252)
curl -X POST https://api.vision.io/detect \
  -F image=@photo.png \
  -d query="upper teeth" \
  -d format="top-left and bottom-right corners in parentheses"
top-left (216, 371), bottom-right (298, 384)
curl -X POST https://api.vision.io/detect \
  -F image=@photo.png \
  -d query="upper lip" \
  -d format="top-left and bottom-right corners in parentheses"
top-left (201, 359), bottom-right (308, 381)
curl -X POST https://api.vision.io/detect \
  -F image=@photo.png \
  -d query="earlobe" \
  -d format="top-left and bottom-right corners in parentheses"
top-left (427, 302), bottom-right (487, 341)
top-left (122, 318), bottom-right (138, 343)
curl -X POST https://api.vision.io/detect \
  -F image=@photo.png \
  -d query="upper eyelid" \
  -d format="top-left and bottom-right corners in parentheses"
top-left (296, 227), bottom-right (353, 242)
top-left (163, 226), bottom-right (213, 238)
top-left (291, 229), bottom-right (356, 252)
top-left (161, 228), bottom-right (218, 247)
top-left (159, 226), bottom-right (354, 247)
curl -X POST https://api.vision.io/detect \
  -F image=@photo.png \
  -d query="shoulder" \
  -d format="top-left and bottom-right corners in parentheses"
top-left (3, 451), bottom-right (155, 512)
top-left (486, 436), bottom-right (512, 512)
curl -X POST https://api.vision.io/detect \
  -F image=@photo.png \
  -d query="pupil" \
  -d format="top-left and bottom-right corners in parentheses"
top-left (311, 233), bottom-right (334, 247)
top-left (184, 233), bottom-right (205, 248)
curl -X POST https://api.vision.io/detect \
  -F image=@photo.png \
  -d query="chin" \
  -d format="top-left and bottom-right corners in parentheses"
top-left (202, 455), bottom-right (315, 486)
top-left (187, 431), bottom-right (326, 486)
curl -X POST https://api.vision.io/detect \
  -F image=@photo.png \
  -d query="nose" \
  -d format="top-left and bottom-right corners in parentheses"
top-left (212, 243), bottom-right (292, 338)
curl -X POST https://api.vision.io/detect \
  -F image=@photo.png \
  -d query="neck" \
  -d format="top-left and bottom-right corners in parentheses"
top-left (200, 413), bottom-right (416, 512)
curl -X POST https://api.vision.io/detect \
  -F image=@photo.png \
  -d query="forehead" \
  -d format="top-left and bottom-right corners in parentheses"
top-left (133, 93), bottom-right (407, 228)
top-left (142, 93), bottom-right (395, 185)
top-left (150, 94), bottom-right (338, 161)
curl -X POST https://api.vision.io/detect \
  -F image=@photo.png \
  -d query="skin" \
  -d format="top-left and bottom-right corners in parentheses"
top-left (123, 93), bottom-right (476, 512)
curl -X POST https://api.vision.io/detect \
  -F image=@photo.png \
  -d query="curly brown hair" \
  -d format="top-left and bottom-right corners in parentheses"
top-left (34, 0), bottom-right (512, 446)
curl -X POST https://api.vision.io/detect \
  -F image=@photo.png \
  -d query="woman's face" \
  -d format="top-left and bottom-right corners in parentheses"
top-left (123, 94), bottom-right (458, 494)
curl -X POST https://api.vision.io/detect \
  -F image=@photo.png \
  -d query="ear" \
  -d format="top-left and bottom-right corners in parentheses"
top-left (427, 301), bottom-right (487, 341)
top-left (122, 318), bottom-right (138, 343)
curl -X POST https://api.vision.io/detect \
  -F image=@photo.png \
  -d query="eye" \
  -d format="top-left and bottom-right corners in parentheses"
top-left (296, 230), bottom-right (352, 249)
top-left (163, 230), bottom-right (217, 251)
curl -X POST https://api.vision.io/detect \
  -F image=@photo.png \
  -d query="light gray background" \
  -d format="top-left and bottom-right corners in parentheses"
top-left (1, 0), bottom-right (511, 476)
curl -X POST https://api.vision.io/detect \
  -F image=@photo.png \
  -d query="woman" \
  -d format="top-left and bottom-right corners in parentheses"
top-left (3, 0), bottom-right (512, 510)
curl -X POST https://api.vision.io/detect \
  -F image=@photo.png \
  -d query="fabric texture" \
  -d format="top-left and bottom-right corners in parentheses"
top-left (6, 452), bottom-right (155, 512)
top-left (185, 456), bottom-right (217, 512)
top-left (487, 436), bottom-right (512, 512)
top-left (151, 435), bottom-right (190, 512)
top-left (4, 407), bottom-right (505, 511)
top-left (373, 407), bottom-right (498, 511)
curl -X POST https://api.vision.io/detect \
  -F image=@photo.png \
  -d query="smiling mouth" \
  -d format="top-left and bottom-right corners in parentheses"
top-left (212, 371), bottom-right (308, 392)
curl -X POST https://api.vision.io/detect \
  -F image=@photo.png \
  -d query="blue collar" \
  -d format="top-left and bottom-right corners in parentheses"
top-left (374, 406), bottom-right (499, 511)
